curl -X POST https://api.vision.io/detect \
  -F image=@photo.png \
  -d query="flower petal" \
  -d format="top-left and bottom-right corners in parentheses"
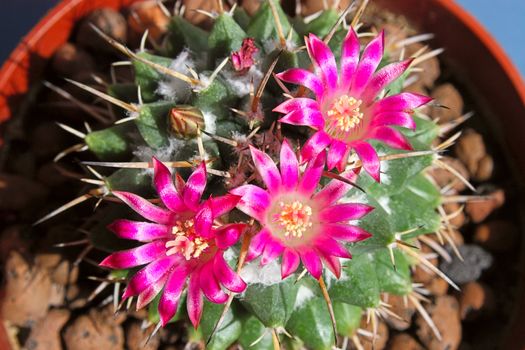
top-left (276, 68), bottom-right (324, 98)
top-left (313, 170), bottom-right (359, 206)
top-left (215, 223), bottom-right (246, 249)
top-left (369, 126), bottom-right (413, 150)
top-left (371, 111), bottom-right (416, 130)
top-left (327, 140), bottom-right (349, 171)
top-left (362, 58), bottom-right (413, 102)
top-left (122, 256), bottom-right (175, 299)
top-left (159, 266), bottom-right (189, 326)
top-left (107, 219), bottom-right (170, 242)
top-left (298, 152), bottom-right (325, 196)
top-left (187, 273), bottom-right (203, 328)
top-left (324, 224), bottom-right (372, 242)
top-left (281, 248), bottom-right (300, 279)
top-left (319, 252), bottom-right (342, 278)
top-left (247, 229), bottom-right (271, 261)
top-left (231, 184), bottom-right (270, 222)
top-left (113, 191), bottom-right (176, 225)
top-left (280, 139), bottom-right (299, 191)
top-left (320, 203), bottom-right (374, 223)
top-left (195, 202), bottom-right (213, 239)
top-left (350, 31), bottom-right (384, 95)
top-left (260, 238), bottom-right (285, 265)
top-left (306, 34), bottom-right (338, 91)
top-left (353, 141), bottom-right (381, 182)
top-left (200, 261), bottom-right (228, 303)
top-left (279, 108), bottom-right (325, 129)
top-left (301, 131), bottom-right (331, 163)
top-left (209, 194), bottom-right (241, 218)
top-left (137, 273), bottom-right (169, 310)
top-left (314, 237), bottom-right (351, 259)
top-left (100, 241), bottom-right (166, 269)
top-left (214, 254), bottom-right (246, 293)
top-left (153, 157), bottom-right (186, 212)
top-left (273, 98), bottom-right (319, 114)
top-left (340, 27), bottom-right (360, 91)
top-left (250, 146), bottom-right (282, 194)
top-left (372, 92), bottom-right (432, 114)
top-left (299, 247), bottom-right (323, 279)
top-left (183, 162), bottom-right (207, 210)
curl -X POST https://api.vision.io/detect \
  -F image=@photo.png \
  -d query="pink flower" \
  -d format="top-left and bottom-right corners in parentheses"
top-left (274, 29), bottom-right (432, 181)
top-left (231, 141), bottom-right (373, 280)
top-left (100, 158), bottom-right (246, 328)
top-left (231, 37), bottom-right (259, 73)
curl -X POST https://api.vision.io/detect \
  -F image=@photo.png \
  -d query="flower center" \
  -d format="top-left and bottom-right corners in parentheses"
top-left (325, 95), bottom-right (364, 138)
top-left (165, 220), bottom-right (209, 260)
top-left (274, 201), bottom-right (313, 238)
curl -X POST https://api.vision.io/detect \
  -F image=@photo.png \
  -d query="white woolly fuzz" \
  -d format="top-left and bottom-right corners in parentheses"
top-left (202, 111), bottom-right (217, 135)
top-left (293, 285), bottom-right (316, 310)
top-left (221, 66), bottom-right (263, 98)
top-left (240, 259), bottom-right (282, 286)
top-left (132, 138), bottom-right (185, 176)
top-left (231, 131), bottom-right (248, 144)
top-left (262, 38), bottom-right (298, 54)
top-left (156, 50), bottom-right (195, 102)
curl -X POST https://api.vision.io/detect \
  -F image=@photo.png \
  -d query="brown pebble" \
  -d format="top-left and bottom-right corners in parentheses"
top-left (388, 333), bottom-right (424, 350)
top-left (128, 1), bottom-right (169, 43)
top-left (443, 203), bottom-right (466, 228)
top-left (77, 8), bottom-right (127, 52)
top-left (426, 277), bottom-right (449, 296)
top-left (384, 294), bottom-right (414, 331)
top-left (183, 0), bottom-right (229, 26)
top-left (1, 251), bottom-right (52, 326)
top-left (459, 282), bottom-right (495, 320)
top-left (455, 129), bottom-right (486, 176)
top-left (430, 156), bottom-right (470, 192)
top-left (405, 43), bottom-right (440, 89)
top-left (474, 220), bottom-right (517, 252)
top-left (465, 189), bottom-right (505, 223)
top-left (416, 296), bottom-right (461, 350)
top-left (51, 43), bottom-right (95, 77)
top-left (64, 306), bottom-right (125, 350)
top-left (412, 245), bottom-right (437, 284)
top-left (24, 309), bottom-right (70, 350)
top-left (241, 0), bottom-right (262, 16)
top-left (300, 0), bottom-right (352, 15)
top-left (35, 253), bottom-right (61, 270)
top-left (430, 84), bottom-right (464, 123)
top-left (126, 322), bottom-right (160, 350)
top-left (361, 319), bottom-right (389, 350)
top-left (52, 260), bottom-right (79, 286)
top-left (474, 155), bottom-right (494, 181)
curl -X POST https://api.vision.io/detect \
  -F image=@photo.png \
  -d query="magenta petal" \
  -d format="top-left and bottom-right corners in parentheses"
top-left (276, 68), bottom-right (324, 98)
top-left (307, 34), bottom-right (338, 90)
top-left (314, 237), bottom-right (351, 259)
top-left (247, 229), bottom-right (271, 261)
top-left (362, 58), bottom-right (413, 102)
top-left (187, 273), bottom-right (203, 328)
top-left (122, 256), bottom-right (175, 299)
top-left (195, 202), bottom-right (213, 239)
top-left (324, 224), bottom-right (372, 242)
top-left (279, 108), bottom-right (325, 129)
top-left (301, 131), bottom-right (331, 163)
top-left (327, 140), bottom-right (349, 171)
top-left (108, 219), bottom-right (169, 242)
top-left (319, 252), bottom-right (342, 278)
top-left (214, 254), bottom-right (246, 293)
top-left (215, 223), bottom-right (245, 249)
top-left (280, 139), bottom-right (299, 191)
top-left (231, 184), bottom-right (270, 222)
top-left (159, 267), bottom-right (189, 326)
top-left (340, 27), bottom-right (360, 91)
top-left (372, 92), bottom-right (433, 113)
top-left (320, 203), bottom-right (374, 223)
top-left (100, 241), bottom-right (166, 269)
top-left (183, 162), bottom-right (207, 210)
top-left (209, 194), bottom-right (241, 218)
top-left (298, 152), bottom-right (325, 196)
top-left (113, 191), bottom-right (176, 225)
top-left (350, 31), bottom-right (384, 95)
top-left (250, 146), bottom-right (281, 194)
top-left (353, 141), bottom-right (381, 182)
top-left (200, 261), bottom-right (228, 303)
top-left (281, 248), bottom-right (300, 279)
top-left (313, 170), bottom-right (359, 206)
top-left (260, 238), bottom-right (285, 265)
top-left (153, 157), bottom-right (186, 212)
top-left (273, 98), bottom-right (319, 114)
top-left (137, 273), bottom-right (169, 310)
top-left (299, 247), bottom-right (323, 279)
top-left (369, 126), bottom-right (413, 150)
top-left (371, 111), bottom-right (416, 130)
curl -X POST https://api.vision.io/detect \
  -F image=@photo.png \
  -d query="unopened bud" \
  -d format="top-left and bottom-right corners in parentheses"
top-left (168, 105), bottom-right (205, 138)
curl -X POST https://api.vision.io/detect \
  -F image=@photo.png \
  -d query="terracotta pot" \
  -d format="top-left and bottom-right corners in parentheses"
top-left (0, 0), bottom-right (524, 349)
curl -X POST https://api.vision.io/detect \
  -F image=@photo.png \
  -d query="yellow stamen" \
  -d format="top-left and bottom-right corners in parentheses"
top-left (276, 201), bottom-right (313, 238)
top-left (165, 220), bottom-right (209, 259)
top-left (326, 95), bottom-right (364, 133)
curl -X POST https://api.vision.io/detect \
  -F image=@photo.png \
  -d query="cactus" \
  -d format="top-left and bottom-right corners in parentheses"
top-left (42, 1), bottom-right (470, 349)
